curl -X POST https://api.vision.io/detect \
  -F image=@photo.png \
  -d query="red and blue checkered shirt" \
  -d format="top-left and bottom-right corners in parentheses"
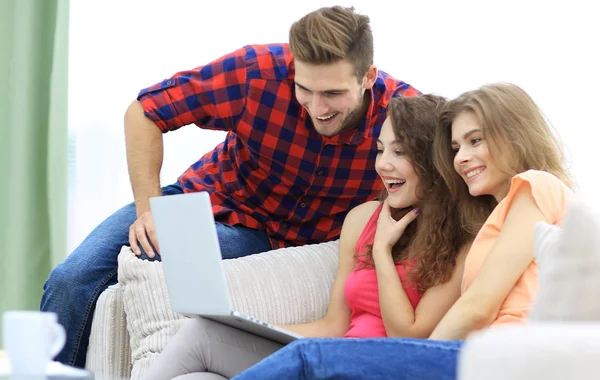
top-left (138, 43), bottom-right (420, 249)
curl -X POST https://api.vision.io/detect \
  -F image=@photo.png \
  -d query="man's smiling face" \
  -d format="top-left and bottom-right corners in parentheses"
top-left (294, 59), bottom-right (376, 137)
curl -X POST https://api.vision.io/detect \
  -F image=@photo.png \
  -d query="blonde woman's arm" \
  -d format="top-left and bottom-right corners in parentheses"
top-left (280, 201), bottom-right (380, 338)
top-left (429, 183), bottom-right (544, 340)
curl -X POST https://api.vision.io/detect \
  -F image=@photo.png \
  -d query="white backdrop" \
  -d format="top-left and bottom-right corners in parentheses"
top-left (68, 0), bottom-right (600, 253)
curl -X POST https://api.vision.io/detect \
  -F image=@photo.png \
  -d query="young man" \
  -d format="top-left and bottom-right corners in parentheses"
top-left (41, 6), bottom-right (420, 368)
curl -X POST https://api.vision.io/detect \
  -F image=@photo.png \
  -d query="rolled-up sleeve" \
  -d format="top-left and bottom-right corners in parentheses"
top-left (137, 47), bottom-right (248, 133)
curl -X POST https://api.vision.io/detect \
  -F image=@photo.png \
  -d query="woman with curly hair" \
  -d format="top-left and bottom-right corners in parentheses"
top-left (143, 94), bottom-right (473, 379)
top-left (234, 83), bottom-right (574, 380)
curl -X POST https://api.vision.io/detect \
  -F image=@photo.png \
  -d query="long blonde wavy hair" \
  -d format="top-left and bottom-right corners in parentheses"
top-left (433, 83), bottom-right (572, 235)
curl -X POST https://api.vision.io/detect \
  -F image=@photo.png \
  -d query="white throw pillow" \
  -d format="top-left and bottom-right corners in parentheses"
top-left (529, 200), bottom-right (600, 321)
top-left (117, 249), bottom-right (185, 380)
top-left (118, 241), bottom-right (339, 380)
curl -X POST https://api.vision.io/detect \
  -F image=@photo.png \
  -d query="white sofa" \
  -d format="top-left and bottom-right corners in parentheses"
top-left (85, 200), bottom-right (600, 379)
top-left (85, 241), bottom-right (340, 379)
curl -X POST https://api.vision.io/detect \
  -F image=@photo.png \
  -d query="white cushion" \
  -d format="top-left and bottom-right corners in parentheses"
top-left (529, 200), bottom-right (600, 321)
top-left (458, 323), bottom-right (600, 380)
top-left (118, 249), bottom-right (185, 380)
top-left (118, 241), bottom-right (338, 380)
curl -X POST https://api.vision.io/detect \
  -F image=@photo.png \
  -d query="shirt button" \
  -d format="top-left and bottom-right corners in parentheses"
top-left (165, 80), bottom-right (173, 85)
top-left (300, 202), bottom-right (307, 208)
top-left (282, 222), bottom-right (289, 228)
top-left (317, 169), bottom-right (324, 175)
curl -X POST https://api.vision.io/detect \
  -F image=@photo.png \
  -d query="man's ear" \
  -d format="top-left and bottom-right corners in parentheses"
top-left (362, 65), bottom-right (377, 89)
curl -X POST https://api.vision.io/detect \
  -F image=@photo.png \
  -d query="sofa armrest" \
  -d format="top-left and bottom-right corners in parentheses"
top-left (85, 283), bottom-right (131, 378)
top-left (458, 323), bottom-right (600, 380)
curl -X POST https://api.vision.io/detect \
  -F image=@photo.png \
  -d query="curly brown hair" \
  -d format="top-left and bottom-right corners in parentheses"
top-left (360, 95), bottom-right (473, 292)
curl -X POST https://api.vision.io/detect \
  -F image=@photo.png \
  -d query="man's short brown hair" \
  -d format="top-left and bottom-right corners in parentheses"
top-left (289, 6), bottom-right (374, 79)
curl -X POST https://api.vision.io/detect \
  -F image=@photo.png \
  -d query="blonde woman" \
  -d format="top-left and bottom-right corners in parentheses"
top-left (234, 83), bottom-right (574, 380)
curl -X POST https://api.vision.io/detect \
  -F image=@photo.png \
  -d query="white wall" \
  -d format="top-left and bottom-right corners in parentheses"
top-left (68, 0), bottom-right (600, 252)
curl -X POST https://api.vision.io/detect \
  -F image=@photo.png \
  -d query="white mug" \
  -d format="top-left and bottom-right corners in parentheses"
top-left (2, 311), bottom-right (66, 375)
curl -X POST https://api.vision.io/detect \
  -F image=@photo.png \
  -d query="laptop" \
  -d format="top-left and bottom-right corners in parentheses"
top-left (149, 191), bottom-right (301, 344)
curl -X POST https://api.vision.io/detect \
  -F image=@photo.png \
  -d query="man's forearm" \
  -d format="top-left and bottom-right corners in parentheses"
top-left (124, 100), bottom-right (164, 216)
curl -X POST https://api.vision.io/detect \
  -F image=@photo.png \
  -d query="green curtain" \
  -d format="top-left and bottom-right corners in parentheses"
top-left (0, 0), bottom-right (69, 346)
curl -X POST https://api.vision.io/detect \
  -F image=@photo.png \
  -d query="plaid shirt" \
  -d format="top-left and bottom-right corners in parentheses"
top-left (138, 43), bottom-right (420, 249)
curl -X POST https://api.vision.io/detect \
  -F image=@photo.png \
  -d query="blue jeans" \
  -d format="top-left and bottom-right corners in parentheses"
top-left (232, 338), bottom-right (463, 380)
top-left (40, 183), bottom-right (272, 368)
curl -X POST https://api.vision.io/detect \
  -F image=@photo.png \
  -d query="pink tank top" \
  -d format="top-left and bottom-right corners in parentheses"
top-left (344, 204), bottom-right (422, 338)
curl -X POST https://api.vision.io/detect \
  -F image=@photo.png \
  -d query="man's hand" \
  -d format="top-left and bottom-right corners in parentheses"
top-left (129, 211), bottom-right (160, 258)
